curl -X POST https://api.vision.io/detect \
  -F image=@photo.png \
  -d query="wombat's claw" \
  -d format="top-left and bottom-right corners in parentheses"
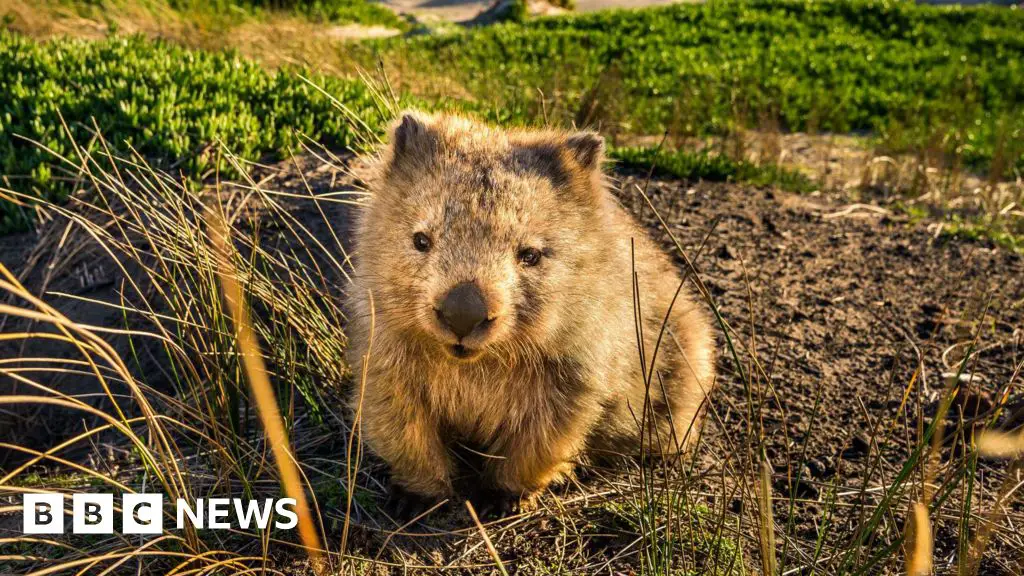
top-left (384, 484), bottom-right (437, 523)
top-left (517, 491), bottom-right (541, 513)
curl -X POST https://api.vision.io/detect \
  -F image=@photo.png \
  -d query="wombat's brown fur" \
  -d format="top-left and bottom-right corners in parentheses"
top-left (346, 111), bottom-right (715, 504)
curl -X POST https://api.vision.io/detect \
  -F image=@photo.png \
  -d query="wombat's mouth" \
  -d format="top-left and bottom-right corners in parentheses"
top-left (448, 343), bottom-right (483, 361)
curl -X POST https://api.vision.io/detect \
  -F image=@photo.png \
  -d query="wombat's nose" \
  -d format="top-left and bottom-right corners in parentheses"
top-left (438, 281), bottom-right (489, 339)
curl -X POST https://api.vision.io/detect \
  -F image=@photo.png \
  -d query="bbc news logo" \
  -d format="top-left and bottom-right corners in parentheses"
top-left (22, 494), bottom-right (298, 534)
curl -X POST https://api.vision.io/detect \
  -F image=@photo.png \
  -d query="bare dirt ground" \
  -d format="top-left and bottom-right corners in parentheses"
top-left (2, 153), bottom-right (1021, 573)
top-left (616, 169), bottom-right (1024, 574)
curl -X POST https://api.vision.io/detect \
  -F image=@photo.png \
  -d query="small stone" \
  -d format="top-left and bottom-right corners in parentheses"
top-left (807, 456), bottom-right (835, 478)
top-left (841, 434), bottom-right (871, 459)
top-left (941, 372), bottom-right (983, 385)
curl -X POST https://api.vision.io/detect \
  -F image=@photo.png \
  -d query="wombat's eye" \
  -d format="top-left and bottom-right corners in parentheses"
top-left (412, 232), bottom-right (432, 253)
top-left (518, 247), bottom-right (542, 267)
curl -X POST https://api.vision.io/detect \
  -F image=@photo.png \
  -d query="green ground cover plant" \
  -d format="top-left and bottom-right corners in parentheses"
top-left (0, 32), bottom-right (386, 232)
top-left (362, 0), bottom-right (1024, 174)
top-left (611, 146), bottom-right (815, 193)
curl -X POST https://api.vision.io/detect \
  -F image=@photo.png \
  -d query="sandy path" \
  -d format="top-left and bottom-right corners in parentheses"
top-left (382, 0), bottom-right (687, 21)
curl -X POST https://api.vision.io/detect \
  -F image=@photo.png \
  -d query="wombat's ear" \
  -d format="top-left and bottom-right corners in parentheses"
top-left (389, 111), bottom-right (436, 160)
top-left (565, 131), bottom-right (605, 172)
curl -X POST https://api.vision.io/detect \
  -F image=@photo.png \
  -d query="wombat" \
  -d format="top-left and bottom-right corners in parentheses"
top-left (346, 111), bottom-right (715, 509)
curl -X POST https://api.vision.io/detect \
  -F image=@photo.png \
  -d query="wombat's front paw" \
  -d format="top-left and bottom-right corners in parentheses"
top-left (383, 483), bottom-right (442, 523)
top-left (469, 489), bottom-right (541, 518)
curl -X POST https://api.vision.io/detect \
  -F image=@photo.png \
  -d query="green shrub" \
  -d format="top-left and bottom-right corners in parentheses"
top-left (0, 32), bottom-right (386, 233)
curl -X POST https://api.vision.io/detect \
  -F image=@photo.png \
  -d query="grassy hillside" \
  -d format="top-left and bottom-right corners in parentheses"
top-left (364, 0), bottom-right (1024, 172)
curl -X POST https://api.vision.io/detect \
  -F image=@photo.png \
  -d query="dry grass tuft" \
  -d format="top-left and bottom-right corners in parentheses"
top-left (210, 213), bottom-right (326, 573)
top-left (0, 115), bottom-right (363, 573)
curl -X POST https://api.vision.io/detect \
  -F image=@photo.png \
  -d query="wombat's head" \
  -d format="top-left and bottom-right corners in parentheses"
top-left (354, 111), bottom-right (608, 363)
